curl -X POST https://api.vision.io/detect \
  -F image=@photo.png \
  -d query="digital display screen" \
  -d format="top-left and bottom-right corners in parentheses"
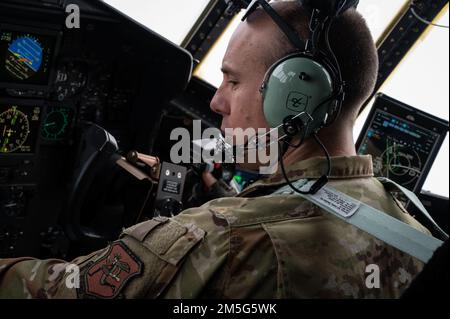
top-left (0, 104), bottom-right (41, 154)
top-left (0, 28), bottom-right (57, 87)
top-left (357, 109), bottom-right (442, 192)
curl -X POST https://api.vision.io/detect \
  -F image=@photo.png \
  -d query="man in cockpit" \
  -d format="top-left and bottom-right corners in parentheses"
top-left (0, 1), bottom-right (431, 298)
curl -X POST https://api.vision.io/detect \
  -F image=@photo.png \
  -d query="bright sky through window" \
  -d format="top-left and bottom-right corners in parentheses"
top-left (102, 0), bottom-right (210, 44)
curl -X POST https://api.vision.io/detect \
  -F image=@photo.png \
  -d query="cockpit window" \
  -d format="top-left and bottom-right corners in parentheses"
top-left (194, 10), bottom-right (245, 87)
top-left (194, 0), bottom-right (408, 87)
top-left (355, 10), bottom-right (449, 197)
top-left (102, 0), bottom-right (211, 44)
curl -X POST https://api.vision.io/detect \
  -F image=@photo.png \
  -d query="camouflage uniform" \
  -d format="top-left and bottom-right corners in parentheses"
top-left (0, 156), bottom-right (429, 299)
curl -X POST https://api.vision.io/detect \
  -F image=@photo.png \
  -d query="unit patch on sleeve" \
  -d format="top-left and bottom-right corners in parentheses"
top-left (77, 241), bottom-right (143, 299)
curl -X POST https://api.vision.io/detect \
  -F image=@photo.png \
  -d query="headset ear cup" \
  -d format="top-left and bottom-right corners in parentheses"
top-left (262, 54), bottom-right (335, 138)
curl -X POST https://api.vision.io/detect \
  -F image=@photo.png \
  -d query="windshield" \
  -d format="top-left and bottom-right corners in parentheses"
top-left (102, 0), bottom-right (211, 44)
top-left (355, 10), bottom-right (449, 197)
top-left (194, 0), bottom-right (409, 87)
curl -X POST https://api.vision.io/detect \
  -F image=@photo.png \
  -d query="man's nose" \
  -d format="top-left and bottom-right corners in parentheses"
top-left (210, 89), bottom-right (229, 116)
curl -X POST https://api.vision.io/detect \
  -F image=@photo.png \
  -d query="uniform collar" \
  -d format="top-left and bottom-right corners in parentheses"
top-left (238, 155), bottom-right (374, 197)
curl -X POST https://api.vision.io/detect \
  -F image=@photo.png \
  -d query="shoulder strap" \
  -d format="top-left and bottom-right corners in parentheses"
top-left (273, 179), bottom-right (443, 263)
top-left (377, 177), bottom-right (449, 240)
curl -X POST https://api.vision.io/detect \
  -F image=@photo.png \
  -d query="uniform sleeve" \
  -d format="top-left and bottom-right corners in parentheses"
top-left (0, 251), bottom-right (99, 299)
top-left (0, 215), bottom-right (210, 299)
top-left (115, 211), bottom-right (229, 299)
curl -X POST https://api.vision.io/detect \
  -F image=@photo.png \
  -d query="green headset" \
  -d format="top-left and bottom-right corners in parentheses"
top-left (241, 0), bottom-right (359, 194)
top-left (242, 0), bottom-right (359, 139)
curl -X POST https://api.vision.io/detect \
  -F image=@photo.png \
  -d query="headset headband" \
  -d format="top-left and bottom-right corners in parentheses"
top-left (242, 0), bottom-right (306, 50)
top-left (298, 0), bottom-right (359, 16)
top-left (242, 0), bottom-right (359, 52)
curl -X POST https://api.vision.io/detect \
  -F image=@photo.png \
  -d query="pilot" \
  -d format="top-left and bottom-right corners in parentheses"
top-left (0, 1), bottom-right (430, 298)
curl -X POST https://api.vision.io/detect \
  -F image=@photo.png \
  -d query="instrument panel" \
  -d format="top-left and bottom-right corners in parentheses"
top-left (0, 0), bottom-right (193, 258)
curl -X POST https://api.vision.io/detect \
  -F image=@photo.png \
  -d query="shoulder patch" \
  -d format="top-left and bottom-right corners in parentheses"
top-left (140, 220), bottom-right (205, 266)
top-left (161, 223), bottom-right (206, 265)
top-left (143, 221), bottom-right (187, 255)
top-left (77, 241), bottom-right (143, 299)
top-left (121, 217), bottom-right (169, 241)
top-left (121, 217), bottom-right (206, 265)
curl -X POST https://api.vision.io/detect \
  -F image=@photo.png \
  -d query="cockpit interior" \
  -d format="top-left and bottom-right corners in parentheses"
top-left (0, 0), bottom-right (448, 290)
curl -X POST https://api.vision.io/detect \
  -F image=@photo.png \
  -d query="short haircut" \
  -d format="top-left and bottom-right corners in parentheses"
top-left (250, 1), bottom-right (379, 119)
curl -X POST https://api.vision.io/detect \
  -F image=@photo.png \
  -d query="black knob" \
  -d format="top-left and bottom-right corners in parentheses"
top-left (159, 198), bottom-right (183, 217)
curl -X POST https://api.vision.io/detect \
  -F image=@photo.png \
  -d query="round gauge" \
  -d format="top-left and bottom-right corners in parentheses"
top-left (0, 106), bottom-right (30, 153)
top-left (42, 107), bottom-right (71, 140)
